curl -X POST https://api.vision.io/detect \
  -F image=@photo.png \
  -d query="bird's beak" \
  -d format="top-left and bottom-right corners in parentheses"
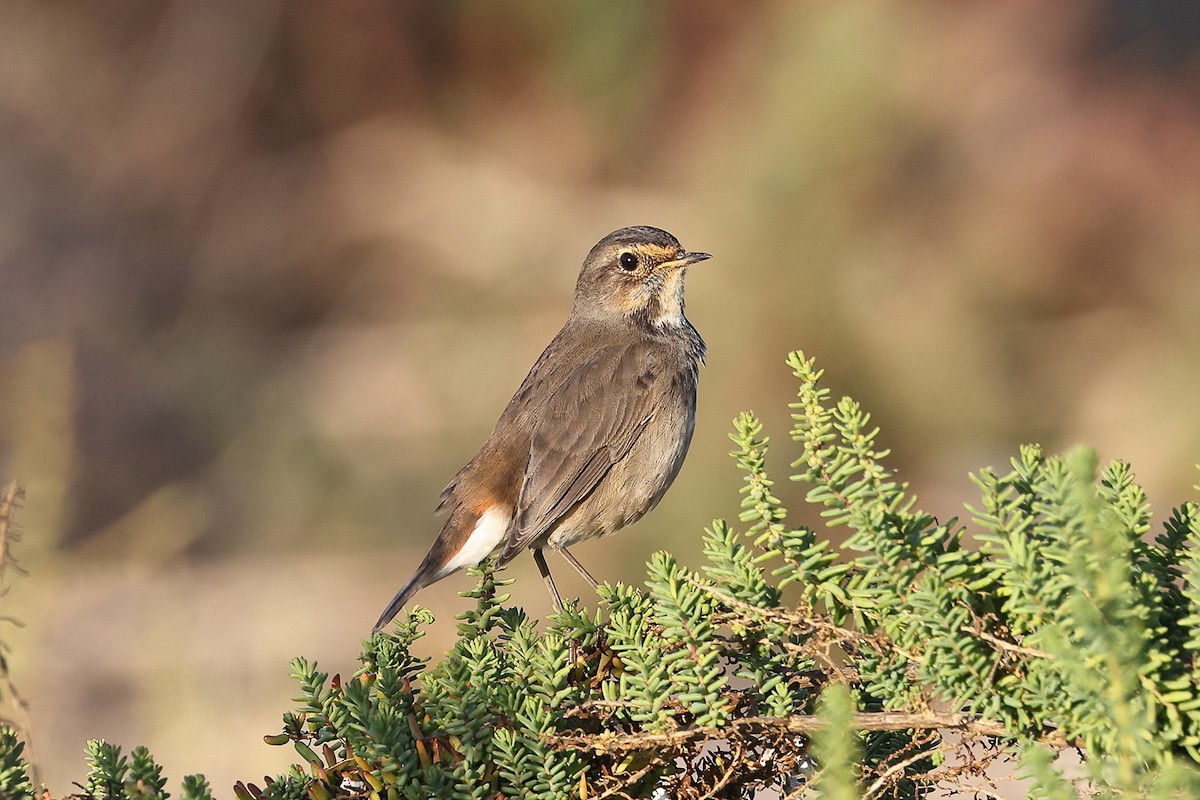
top-left (667, 251), bottom-right (712, 269)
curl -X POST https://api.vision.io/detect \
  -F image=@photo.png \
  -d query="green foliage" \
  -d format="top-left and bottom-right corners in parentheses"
top-left (179, 774), bottom-right (213, 800)
top-left (73, 739), bottom-right (178, 800)
top-left (242, 350), bottom-right (1200, 797)
top-left (85, 740), bottom-right (130, 799)
top-left (0, 727), bottom-right (35, 800)
top-left (9, 350), bottom-right (1200, 797)
top-left (811, 684), bottom-right (861, 800)
top-left (128, 745), bottom-right (169, 799)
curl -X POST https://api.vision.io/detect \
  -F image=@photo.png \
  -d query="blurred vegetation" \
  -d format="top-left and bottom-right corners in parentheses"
top-left (1, 0), bottom-right (1198, 793)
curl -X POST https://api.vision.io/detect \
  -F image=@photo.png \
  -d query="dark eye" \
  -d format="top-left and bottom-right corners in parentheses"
top-left (618, 252), bottom-right (638, 271)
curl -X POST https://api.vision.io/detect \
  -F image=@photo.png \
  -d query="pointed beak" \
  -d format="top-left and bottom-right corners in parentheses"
top-left (668, 250), bottom-right (712, 269)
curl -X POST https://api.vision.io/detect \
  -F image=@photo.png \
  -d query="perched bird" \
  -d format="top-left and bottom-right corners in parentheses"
top-left (372, 226), bottom-right (710, 633)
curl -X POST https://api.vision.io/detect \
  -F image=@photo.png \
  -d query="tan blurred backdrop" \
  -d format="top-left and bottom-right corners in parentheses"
top-left (1, 1), bottom-right (1199, 794)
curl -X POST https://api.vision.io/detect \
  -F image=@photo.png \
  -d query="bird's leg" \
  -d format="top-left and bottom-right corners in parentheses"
top-left (558, 547), bottom-right (600, 589)
top-left (536, 547), bottom-right (590, 666)
top-left (559, 546), bottom-right (610, 661)
top-left (532, 548), bottom-right (565, 614)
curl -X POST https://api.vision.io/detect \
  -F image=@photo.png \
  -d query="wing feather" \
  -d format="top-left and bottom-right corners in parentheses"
top-left (499, 343), bottom-right (664, 561)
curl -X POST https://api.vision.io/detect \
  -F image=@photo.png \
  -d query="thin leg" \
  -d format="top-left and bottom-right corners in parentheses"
top-left (558, 547), bottom-right (600, 589)
top-left (532, 548), bottom-right (564, 613)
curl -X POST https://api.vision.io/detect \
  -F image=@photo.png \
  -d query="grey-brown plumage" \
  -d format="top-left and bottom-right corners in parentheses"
top-left (372, 226), bottom-right (709, 633)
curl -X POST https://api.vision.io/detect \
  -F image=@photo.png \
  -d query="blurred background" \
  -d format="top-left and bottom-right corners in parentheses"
top-left (1, 0), bottom-right (1199, 794)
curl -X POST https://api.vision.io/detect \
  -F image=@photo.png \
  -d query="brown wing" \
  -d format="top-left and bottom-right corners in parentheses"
top-left (433, 323), bottom-right (583, 516)
top-left (499, 342), bottom-right (665, 562)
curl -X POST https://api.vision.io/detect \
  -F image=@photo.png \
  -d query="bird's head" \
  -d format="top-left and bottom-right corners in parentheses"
top-left (572, 226), bottom-right (711, 329)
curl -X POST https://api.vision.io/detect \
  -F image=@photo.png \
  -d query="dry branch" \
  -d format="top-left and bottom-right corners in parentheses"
top-left (552, 710), bottom-right (1071, 754)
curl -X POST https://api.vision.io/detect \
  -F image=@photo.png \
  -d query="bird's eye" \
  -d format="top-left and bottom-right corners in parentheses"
top-left (618, 252), bottom-right (638, 271)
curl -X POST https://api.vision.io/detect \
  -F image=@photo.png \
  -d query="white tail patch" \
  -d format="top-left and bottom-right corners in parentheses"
top-left (436, 505), bottom-right (511, 579)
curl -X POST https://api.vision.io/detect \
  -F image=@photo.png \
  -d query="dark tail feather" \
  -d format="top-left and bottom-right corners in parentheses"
top-left (371, 572), bottom-right (425, 634)
top-left (372, 504), bottom-right (482, 634)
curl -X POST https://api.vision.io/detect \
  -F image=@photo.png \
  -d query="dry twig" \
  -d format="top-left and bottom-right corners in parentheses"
top-left (551, 710), bottom-right (1070, 754)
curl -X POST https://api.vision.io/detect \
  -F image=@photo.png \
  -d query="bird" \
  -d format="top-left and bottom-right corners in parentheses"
top-left (372, 225), bottom-right (710, 633)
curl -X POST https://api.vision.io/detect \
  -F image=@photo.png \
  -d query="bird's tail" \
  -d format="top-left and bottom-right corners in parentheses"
top-left (372, 502), bottom-right (505, 634)
top-left (371, 573), bottom-right (425, 634)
